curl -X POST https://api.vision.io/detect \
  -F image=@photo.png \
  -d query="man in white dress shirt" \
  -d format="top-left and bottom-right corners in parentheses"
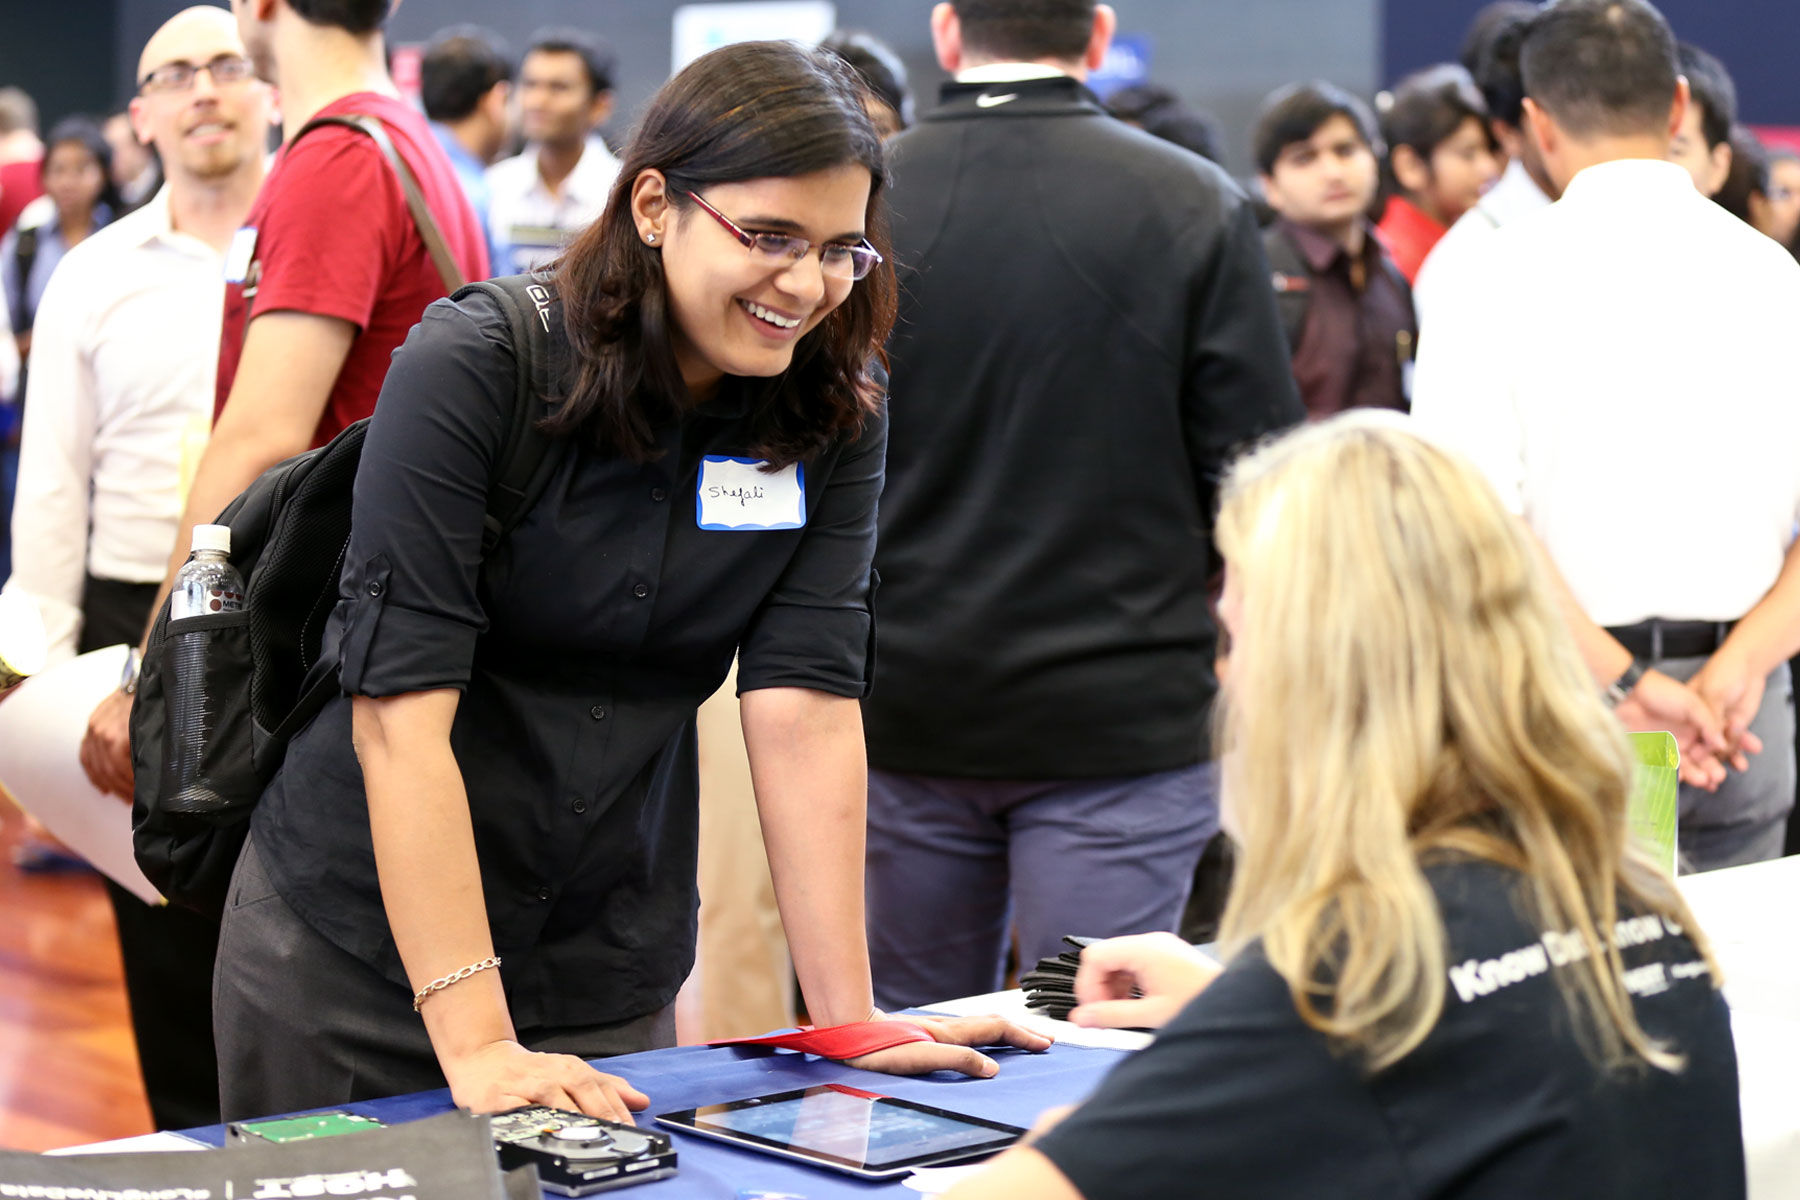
top-left (0, 5), bottom-right (272, 1127)
top-left (485, 29), bottom-right (620, 275)
top-left (1413, 0), bottom-right (1800, 872)
top-left (1412, 5), bottom-right (1555, 333)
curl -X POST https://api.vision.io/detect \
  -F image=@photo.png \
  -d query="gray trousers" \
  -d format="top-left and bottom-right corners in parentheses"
top-left (1659, 657), bottom-right (1796, 873)
top-left (865, 762), bottom-right (1218, 1011)
top-left (214, 836), bottom-right (675, 1122)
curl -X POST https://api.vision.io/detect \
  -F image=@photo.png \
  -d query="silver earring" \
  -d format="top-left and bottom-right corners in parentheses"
top-left (646, 233), bottom-right (657, 244)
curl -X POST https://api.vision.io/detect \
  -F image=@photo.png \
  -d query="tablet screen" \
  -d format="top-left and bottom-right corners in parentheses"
top-left (661, 1085), bottom-right (1024, 1173)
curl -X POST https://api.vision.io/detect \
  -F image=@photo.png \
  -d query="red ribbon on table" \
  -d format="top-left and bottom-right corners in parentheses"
top-left (707, 1019), bottom-right (935, 1060)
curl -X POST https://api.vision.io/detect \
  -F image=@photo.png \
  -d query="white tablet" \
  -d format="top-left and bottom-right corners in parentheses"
top-left (655, 1084), bottom-right (1026, 1180)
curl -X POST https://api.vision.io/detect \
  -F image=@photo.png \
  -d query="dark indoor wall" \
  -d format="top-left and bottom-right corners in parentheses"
top-left (15, 1), bottom-right (1797, 160)
top-left (1383, 0), bottom-right (1800, 124)
top-left (102, 0), bottom-right (1380, 176)
top-left (388, 0), bottom-right (1382, 176)
top-left (0, 0), bottom-right (120, 128)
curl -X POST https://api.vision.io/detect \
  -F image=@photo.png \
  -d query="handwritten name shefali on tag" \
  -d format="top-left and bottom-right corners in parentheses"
top-left (706, 484), bottom-right (768, 508)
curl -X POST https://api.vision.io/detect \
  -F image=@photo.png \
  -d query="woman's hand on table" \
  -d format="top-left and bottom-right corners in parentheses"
top-left (1069, 932), bottom-right (1223, 1031)
top-left (441, 1039), bottom-right (648, 1123)
top-left (845, 1013), bottom-right (1053, 1078)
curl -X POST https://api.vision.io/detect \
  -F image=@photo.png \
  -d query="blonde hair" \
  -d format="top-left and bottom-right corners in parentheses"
top-left (1213, 412), bottom-right (1716, 1073)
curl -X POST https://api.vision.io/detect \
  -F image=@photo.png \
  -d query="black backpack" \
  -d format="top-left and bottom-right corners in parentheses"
top-left (129, 275), bottom-right (567, 917)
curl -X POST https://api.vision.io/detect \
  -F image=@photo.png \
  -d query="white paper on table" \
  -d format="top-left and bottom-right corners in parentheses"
top-left (0, 644), bottom-right (163, 904)
top-left (46, 1132), bottom-right (209, 1155)
top-left (1678, 856), bottom-right (1800, 1023)
top-left (1722, 1009), bottom-right (1800, 1200)
top-left (1678, 859), bottom-right (1800, 1200)
top-left (905, 1163), bottom-right (991, 1194)
top-left (920, 989), bottom-right (1154, 1052)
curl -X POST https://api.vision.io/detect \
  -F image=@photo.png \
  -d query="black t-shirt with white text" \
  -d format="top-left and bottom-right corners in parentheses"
top-left (1037, 860), bottom-right (1744, 1199)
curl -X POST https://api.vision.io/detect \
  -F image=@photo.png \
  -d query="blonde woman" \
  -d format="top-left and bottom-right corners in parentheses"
top-left (946, 413), bottom-right (1743, 1200)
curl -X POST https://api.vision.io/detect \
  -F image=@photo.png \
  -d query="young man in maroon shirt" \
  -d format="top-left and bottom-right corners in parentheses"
top-left (81, 0), bottom-right (489, 797)
top-left (1257, 81), bottom-right (1416, 419)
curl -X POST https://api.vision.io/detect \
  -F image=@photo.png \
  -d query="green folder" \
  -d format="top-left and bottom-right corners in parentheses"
top-left (1627, 731), bottom-right (1679, 875)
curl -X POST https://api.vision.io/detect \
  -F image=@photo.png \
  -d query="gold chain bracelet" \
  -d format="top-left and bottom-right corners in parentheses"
top-left (413, 956), bottom-right (501, 1012)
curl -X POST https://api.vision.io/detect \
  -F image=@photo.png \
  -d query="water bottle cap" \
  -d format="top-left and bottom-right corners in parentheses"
top-left (191, 524), bottom-right (232, 555)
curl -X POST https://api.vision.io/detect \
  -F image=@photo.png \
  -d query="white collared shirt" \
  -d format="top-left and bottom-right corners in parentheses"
top-left (1412, 157), bottom-right (1800, 627)
top-left (486, 136), bottom-right (621, 275)
top-left (1411, 157), bottom-right (1551, 334)
top-left (2, 187), bottom-right (219, 664)
top-left (954, 62), bottom-right (1069, 84)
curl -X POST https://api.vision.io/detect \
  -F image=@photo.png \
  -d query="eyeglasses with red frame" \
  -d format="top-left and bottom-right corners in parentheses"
top-left (684, 190), bottom-right (883, 282)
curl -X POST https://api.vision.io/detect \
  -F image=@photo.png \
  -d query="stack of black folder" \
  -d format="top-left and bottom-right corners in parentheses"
top-left (1021, 934), bottom-right (1108, 1021)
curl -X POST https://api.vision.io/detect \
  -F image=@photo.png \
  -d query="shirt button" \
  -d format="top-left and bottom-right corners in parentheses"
top-left (572, 798), bottom-right (588, 814)
top-left (633, 583), bottom-right (650, 599)
top-left (535, 886), bottom-right (551, 902)
top-left (650, 487), bottom-right (668, 502)
top-left (589, 705), bottom-right (607, 720)
top-left (367, 581), bottom-right (384, 597)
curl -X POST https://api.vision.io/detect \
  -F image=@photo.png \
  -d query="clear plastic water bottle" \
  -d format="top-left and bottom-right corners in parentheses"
top-left (171, 524), bottom-right (245, 619)
top-left (165, 524), bottom-right (246, 815)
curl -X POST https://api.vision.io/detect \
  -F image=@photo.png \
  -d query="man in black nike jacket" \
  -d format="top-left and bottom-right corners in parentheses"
top-left (863, 0), bottom-right (1304, 1008)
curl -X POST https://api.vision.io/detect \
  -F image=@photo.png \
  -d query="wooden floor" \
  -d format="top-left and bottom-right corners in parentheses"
top-left (0, 802), bottom-right (153, 1151)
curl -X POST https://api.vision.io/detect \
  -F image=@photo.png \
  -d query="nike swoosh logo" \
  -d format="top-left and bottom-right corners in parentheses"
top-left (975, 92), bottom-right (1019, 108)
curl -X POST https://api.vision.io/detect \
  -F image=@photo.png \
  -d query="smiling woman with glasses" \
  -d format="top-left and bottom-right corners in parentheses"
top-left (212, 38), bottom-right (1047, 1127)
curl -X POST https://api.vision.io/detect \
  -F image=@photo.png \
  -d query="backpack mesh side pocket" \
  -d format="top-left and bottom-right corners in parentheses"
top-left (156, 609), bottom-right (260, 819)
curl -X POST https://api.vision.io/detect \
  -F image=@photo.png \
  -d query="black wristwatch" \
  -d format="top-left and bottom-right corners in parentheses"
top-left (1604, 657), bottom-right (1649, 709)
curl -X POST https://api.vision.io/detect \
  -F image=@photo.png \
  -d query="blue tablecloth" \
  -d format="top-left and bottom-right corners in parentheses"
top-left (184, 1038), bottom-right (1128, 1199)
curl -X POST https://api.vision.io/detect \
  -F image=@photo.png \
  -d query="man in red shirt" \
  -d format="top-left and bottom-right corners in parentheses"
top-left (81, 0), bottom-right (488, 795)
top-left (0, 88), bottom-right (46, 237)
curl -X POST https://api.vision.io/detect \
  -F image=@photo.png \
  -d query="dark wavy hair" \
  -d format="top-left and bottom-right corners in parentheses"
top-left (1521, 0), bottom-right (1678, 141)
top-left (550, 40), bottom-right (895, 467)
top-left (1379, 63), bottom-right (1494, 199)
top-left (420, 26), bottom-right (512, 123)
top-left (1676, 42), bottom-right (1736, 152)
top-left (821, 30), bottom-right (914, 130)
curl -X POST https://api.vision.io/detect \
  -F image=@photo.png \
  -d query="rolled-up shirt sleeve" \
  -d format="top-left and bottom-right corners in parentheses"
top-left (736, 398), bottom-right (887, 698)
top-left (337, 294), bottom-right (513, 696)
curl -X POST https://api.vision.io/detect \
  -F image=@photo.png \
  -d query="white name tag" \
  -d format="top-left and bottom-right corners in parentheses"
top-left (224, 226), bottom-right (258, 284)
top-left (697, 456), bottom-right (806, 531)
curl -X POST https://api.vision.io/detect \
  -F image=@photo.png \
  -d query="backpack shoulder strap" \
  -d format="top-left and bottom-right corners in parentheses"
top-left (452, 275), bottom-right (565, 556)
top-left (1261, 224), bottom-right (1312, 352)
top-left (295, 113), bottom-right (465, 294)
top-left (267, 283), bottom-right (556, 751)
top-left (12, 224), bottom-right (39, 331)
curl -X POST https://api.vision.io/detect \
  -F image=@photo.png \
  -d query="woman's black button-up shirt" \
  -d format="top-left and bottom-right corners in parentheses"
top-left (250, 289), bottom-right (885, 1029)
